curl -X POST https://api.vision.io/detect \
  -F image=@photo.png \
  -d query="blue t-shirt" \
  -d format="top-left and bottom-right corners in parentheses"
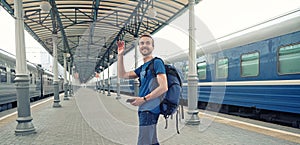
top-left (134, 58), bottom-right (166, 114)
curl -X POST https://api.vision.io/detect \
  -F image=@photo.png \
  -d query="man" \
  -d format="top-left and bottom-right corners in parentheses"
top-left (117, 34), bottom-right (168, 145)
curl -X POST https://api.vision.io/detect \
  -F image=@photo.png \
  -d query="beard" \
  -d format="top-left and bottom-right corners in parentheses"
top-left (140, 47), bottom-right (152, 56)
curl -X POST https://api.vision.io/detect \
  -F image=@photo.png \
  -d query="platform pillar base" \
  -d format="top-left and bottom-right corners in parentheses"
top-left (186, 110), bottom-right (200, 125)
top-left (15, 117), bottom-right (36, 136)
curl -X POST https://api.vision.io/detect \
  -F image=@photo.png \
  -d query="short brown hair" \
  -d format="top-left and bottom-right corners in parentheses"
top-left (139, 34), bottom-right (154, 47)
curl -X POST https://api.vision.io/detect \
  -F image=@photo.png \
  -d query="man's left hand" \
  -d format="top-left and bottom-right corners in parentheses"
top-left (131, 97), bottom-right (145, 106)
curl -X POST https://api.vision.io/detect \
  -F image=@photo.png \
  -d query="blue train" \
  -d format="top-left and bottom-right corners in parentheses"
top-left (186, 30), bottom-right (300, 127)
top-left (92, 9), bottom-right (300, 128)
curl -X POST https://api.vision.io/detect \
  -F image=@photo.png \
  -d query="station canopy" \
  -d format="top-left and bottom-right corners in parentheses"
top-left (0, 0), bottom-right (199, 83)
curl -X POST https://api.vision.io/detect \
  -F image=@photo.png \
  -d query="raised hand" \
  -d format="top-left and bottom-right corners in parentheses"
top-left (117, 40), bottom-right (125, 55)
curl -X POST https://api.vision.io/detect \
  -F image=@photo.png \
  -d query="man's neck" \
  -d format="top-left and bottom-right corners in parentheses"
top-left (143, 55), bottom-right (153, 63)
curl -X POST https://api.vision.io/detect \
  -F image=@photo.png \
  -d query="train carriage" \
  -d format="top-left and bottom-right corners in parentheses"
top-left (192, 30), bottom-right (300, 120)
top-left (0, 49), bottom-right (64, 111)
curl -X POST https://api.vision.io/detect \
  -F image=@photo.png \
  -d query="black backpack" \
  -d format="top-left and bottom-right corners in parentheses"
top-left (145, 57), bottom-right (183, 134)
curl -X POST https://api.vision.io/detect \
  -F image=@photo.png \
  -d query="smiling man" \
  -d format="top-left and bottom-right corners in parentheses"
top-left (117, 34), bottom-right (168, 145)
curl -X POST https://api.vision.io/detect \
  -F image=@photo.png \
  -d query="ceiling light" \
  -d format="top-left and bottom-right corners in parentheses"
top-left (109, 54), bottom-right (114, 59)
top-left (148, 7), bottom-right (157, 18)
top-left (65, 53), bottom-right (71, 58)
top-left (40, 1), bottom-right (51, 13)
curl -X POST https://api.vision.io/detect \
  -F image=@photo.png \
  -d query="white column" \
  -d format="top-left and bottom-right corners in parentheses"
top-left (134, 37), bottom-right (139, 96)
top-left (107, 62), bottom-right (111, 96)
top-left (116, 57), bottom-right (121, 99)
top-left (68, 60), bottom-right (72, 96)
top-left (102, 69), bottom-right (105, 94)
top-left (6, 66), bottom-right (11, 84)
top-left (186, 0), bottom-right (200, 125)
top-left (63, 53), bottom-right (69, 100)
top-left (14, 0), bottom-right (36, 135)
top-left (52, 34), bottom-right (61, 107)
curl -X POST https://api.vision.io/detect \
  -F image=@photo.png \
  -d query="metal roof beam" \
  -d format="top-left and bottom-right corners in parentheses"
top-left (76, 8), bottom-right (93, 21)
top-left (92, 0), bottom-right (101, 22)
top-left (95, 0), bottom-right (154, 72)
top-left (134, 0), bottom-right (151, 36)
top-left (0, 0), bottom-right (51, 54)
top-left (150, 1), bottom-right (189, 34)
top-left (96, 1), bottom-right (150, 72)
top-left (50, 0), bottom-right (72, 64)
top-left (26, 17), bottom-right (52, 32)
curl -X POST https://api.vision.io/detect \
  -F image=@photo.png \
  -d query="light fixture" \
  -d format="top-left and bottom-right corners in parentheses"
top-left (109, 54), bottom-right (114, 59)
top-left (147, 1), bottom-right (157, 18)
top-left (66, 53), bottom-right (71, 58)
top-left (148, 7), bottom-right (157, 18)
top-left (40, 1), bottom-right (51, 13)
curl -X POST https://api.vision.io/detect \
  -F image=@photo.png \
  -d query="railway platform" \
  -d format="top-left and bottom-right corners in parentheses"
top-left (0, 87), bottom-right (299, 145)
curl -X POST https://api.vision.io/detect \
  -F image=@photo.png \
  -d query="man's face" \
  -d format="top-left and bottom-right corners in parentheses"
top-left (139, 36), bottom-right (154, 57)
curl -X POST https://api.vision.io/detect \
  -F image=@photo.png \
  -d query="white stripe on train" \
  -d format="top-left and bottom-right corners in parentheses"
top-left (180, 79), bottom-right (300, 86)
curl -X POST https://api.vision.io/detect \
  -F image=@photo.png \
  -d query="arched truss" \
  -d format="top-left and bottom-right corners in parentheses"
top-left (0, 0), bottom-right (199, 83)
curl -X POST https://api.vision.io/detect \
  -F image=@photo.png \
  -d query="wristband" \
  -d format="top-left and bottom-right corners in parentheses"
top-left (143, 97), bottom-right (147, 102)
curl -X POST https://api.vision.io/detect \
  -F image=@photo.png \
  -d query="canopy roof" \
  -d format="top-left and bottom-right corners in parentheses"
top-left (0, 0), bottom-right (198, 83)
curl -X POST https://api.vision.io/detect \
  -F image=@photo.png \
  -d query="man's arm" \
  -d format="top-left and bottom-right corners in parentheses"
top-left (144, 73), bottom-right (168, 100)
top-left (131, 73), bottom-right (168, 106)
top-left (117, 40), bottom-right (138, 79)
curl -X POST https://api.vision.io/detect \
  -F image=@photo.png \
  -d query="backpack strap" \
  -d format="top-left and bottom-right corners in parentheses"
top-left (138, 57), bottom-right (161, 87)
top-left (145, 57), bottom-right (164, 77)
top-left (167, 66), bottom-right (182, 87)
top-left (176, 109), bottom-right (180, 134)
top-left (162, 105), bottom-right (180, 134)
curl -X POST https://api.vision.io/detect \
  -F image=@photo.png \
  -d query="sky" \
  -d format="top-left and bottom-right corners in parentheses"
top-left (153, 0), bottom-right (300, 58)
top-left (196, 0), bottom-right (300, 37)
top-left (0, 0), bottom-right (300, 66)
top-left (0, 5), bottom-right (50, 65)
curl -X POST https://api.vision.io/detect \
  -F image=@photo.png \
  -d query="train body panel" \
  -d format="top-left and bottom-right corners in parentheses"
top-left (0, 49), bottom-right (64, 110)
top-left (102, 29), bottom-right (300, 115)
top-left (183, 85), bottom-right (300, 114)
top-left (198, 29), bottom-right (300, 115)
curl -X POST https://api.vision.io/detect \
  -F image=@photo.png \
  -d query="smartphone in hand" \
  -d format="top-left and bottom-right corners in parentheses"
top-left (126, 98), bottom-right (136, 103)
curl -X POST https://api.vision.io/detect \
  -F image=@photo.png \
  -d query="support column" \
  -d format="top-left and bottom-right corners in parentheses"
top-left (14, 0), bottom-right (36, 135)
top-left (134, 37), bottom-right (139, 96)
top-left (52, 34), bottom-right (61, 107)
top-left (70, 65), bottom-right (74, 96)
top-left (63, 53), bottom-right (69, 100)
top-left (186, 0), bottom-right (200, 125)
top-left (68, 60), bottom-right (72, 96)
top-left (107, 62), bottom-right (111, 96)
top-left (96, 76), bottom-right (99, 92)
top-left (102, 70), bottom-right (105, 94)
top-left (6, 66), bottom-right (11, 84)
top-left (116, 58), bottom-right (121, 99)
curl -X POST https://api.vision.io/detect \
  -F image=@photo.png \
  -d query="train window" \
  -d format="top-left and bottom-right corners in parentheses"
top-left (10, 69), bottom-right (16, 83)
top-left (216, 58), bottom-right (228, 79)
top-left (0, 67), bottom-right (7, 83)
top-left (241, 52), bottom-right (259, 77)
top-left (197, 62), bottom-right (206, 79)
top-left (278, 44), bottom-right (300, 74)
top-left (30, 73), bottom-right (33, 84)
top-left (182, 65), bottom-right (189, 80)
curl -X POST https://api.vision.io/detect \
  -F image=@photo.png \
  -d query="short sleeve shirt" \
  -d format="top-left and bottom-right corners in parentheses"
top-left (134, 58), bottom-right (166, 114)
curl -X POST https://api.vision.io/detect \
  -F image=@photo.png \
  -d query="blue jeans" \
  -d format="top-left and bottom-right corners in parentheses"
top-left (138, 111), bottom-right (160, 145)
